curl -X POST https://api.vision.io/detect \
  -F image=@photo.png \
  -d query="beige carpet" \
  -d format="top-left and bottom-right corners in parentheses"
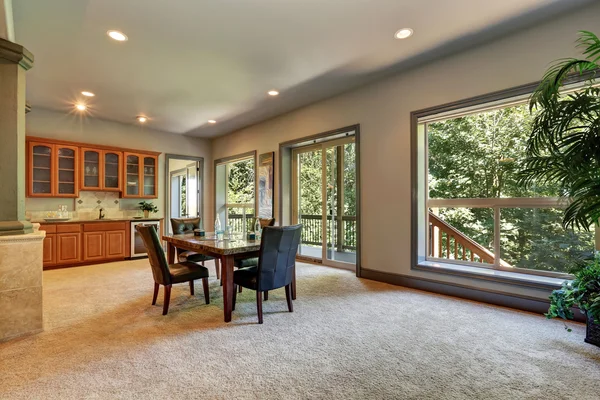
top-left (1, 260), bottom-right (600, 399)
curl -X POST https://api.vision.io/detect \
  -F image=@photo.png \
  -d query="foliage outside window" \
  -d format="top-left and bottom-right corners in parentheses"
top-left (225, 158), bottom-right (255, 231)
top-left (425, 101), bottom-right (595, 276)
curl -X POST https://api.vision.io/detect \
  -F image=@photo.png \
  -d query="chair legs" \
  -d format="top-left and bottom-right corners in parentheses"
top-left (152, 282), bottom-right (159, 305)
top-left (189, 280), bottom-right (195, 295)
top-left (292, 266), bottom-right (297, 300)
top-left (264, 291), bottom-right (268, 301)
top-left (202, 277), bottom-right (210, 304)
top-left (232, 284), bottom-right (237, 311)
top-left (285, 284), bottom-right (293, 312)
top-left (256, 290), bottom-right (263, 324)
top-left (163, 285), bottom-right (172, 315)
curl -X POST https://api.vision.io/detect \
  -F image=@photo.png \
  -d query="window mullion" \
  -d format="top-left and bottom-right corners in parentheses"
top-left (493, 207), bottom-right (501, 269)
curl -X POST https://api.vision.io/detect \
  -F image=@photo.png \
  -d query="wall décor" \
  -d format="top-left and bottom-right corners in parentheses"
top-left (258, 152), bottom-right (274, 218)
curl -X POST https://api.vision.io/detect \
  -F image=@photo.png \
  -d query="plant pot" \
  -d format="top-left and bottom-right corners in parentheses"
top-left (143, 210), bottom-right (149, 218)
top-left (585, 314), bottom-right (600, 347)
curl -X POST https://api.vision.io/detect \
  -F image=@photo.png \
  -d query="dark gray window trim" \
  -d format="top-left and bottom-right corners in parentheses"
top-left (278, 124), bottom-right (361, 277)
top-left (213, 150), bottom-right (258, 222)
top-left (410, 73), bottom-right (595, 287)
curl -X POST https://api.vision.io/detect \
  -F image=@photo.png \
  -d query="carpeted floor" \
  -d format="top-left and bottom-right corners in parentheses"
top-left (1, 260), bottom-right (600, 399)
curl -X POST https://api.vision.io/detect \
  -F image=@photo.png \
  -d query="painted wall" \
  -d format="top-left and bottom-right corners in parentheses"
top-left (25, 108), bottom-right (212, 221)
top-left (210, 4), bottom-right (600, 299)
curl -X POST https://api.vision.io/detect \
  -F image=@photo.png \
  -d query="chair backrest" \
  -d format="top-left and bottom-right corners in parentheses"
top-left (257, 224), bottom-right (302, 291)
top-left (171, 217), bottom-right (201, 234)
top-left (248, 217), bottom-right (275, 231)
top-left (136, 225), bottom-right (171, 285)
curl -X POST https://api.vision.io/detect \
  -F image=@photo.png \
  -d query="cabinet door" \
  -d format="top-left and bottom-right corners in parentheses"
top-left (55, 146), bottom-right (79, 197)
top-left (142, 156), bottom-right (158, 198)
top-left (43, 234), bottom-right (56, 266)
top-left (56, 233), bottom-right (81, 264)
top-left (105, 230), bottom-right (126, 259)
top-left (103, 151), bottom-right (122, 191)
top-left (81, 148), bottom-right (102, 190)
top-left (28, 142), bottom-right (54, 197)
top-left (124, 153), bottom-right (141, 197)
top-left (83, 232), bottom-right (105, 261)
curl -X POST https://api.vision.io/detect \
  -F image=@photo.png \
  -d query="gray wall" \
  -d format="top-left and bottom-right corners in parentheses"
top-left (210, 3), bottom-right (600, 300)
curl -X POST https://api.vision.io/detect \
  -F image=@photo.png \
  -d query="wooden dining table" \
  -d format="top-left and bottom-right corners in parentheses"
top-left (162, 232), bottom-right (295, 322)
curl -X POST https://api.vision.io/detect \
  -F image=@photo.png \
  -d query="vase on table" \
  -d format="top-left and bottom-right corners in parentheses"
top-left (143, 210), bottom-right (149, 218)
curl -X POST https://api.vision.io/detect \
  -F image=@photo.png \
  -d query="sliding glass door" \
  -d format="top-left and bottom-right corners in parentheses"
top-left (293, 137), bottom-right (357, 269)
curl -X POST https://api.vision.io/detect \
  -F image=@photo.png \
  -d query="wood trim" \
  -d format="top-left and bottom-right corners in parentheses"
top-left (26, 136), bottom-right (161, 156)
top-left (214, 150), bottom-right (257, 166)
top-left (56, 224), bottom-right (82, 233)
top-left (359, 268), bottom-right (586, 323)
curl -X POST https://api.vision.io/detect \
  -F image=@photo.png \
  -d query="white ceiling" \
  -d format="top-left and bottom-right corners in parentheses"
top-left (13, 0), bottom-right (591, 138)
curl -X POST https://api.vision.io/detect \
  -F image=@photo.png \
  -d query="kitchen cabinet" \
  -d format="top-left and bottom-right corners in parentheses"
top-left (81, 148), bottom-right (123, 191)
top-left (83, 222), bottom-right (127, 262)
top-left (123, 152), bottom-right (158, 198)
top-left (26, 137), bottom-right (159, 198)
top-left (56, 224), bottom-right (82, 265)
top-left (40, 224), bottom-right (57, 266)
top-left (28, 142), bottom-right (79, 197)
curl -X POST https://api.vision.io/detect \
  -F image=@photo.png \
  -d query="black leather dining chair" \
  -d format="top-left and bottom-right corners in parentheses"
top-left (136, 224), bottom-right (210, 315)
top-left (171, 218), bottom-right (221, 280)
top-left (233, 217), bottom-right (276, 296)
top-left (232, 224), bottom-right (302, 324)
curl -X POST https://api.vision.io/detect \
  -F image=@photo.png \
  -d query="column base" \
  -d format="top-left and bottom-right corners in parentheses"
top-left (0, 220), bottom-right (34, 236)
top-left (0, 230), bottom-right (45, 342)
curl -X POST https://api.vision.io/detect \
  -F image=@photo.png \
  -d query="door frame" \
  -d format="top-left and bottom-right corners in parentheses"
top-left (280, 124), bottom-right (361, 276)
top-left (164, 154), bottom-right (204, 234)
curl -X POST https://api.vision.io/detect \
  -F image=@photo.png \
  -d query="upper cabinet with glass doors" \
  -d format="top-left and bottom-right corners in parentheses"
top-left (27, 137), bottom-right (160, 199)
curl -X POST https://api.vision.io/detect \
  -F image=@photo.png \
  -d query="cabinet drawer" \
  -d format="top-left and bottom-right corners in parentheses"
top-left (39, 224), bottom-right (57, 234)
top-left (56, 224), bottom-right (82, 233)
top-left (84, 222), bottom-right (127, 232)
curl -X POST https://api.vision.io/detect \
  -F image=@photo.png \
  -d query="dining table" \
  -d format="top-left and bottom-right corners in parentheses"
top-left (162, 232), bottom-right (296, 322)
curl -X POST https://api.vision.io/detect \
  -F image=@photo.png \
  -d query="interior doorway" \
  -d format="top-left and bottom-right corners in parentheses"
top-left (292, 134), bottom-right (357, 270)
top-left (165, 155), bottom-right (204, 234)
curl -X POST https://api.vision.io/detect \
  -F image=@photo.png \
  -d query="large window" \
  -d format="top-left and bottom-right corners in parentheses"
top-left (215, 153), bottom-right (256, 232)
top-left (415, 90), bottom-right (595, 278)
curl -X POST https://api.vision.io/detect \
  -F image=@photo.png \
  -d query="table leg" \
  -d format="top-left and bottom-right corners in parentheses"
top-left (221, 255), bottom-right (235, 322)
top-left (167, 242), bottom-right (176, 264)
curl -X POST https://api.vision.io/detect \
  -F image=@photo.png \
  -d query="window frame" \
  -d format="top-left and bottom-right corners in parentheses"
top-left (411, 74), bottom-right (598, 283)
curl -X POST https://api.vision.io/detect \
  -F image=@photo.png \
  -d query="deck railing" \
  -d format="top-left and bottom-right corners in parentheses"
top-left (228, 213), bottom-right (357, 252)
top-left (428, 211), bottom-right (511, 266)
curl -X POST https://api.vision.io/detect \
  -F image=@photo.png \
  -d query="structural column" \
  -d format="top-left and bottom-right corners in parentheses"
top-left (0, 37), bottom-right (44, 342)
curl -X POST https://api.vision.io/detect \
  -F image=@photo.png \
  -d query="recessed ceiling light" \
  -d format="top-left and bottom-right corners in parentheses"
top-left (107, 30), bottom-right (128, 41)
top-left (75, 104), bottom-right (87, 111)
top-left (394, 28), bottom-right (414, 39)
top-left (137, 116), bottom-right (148, 123)
top-left (268, 90), bottom-right (279, 96)
top-left (81, 91), bottom-right (95, 97)
top-left (208, 120), bottom-right (217, 124)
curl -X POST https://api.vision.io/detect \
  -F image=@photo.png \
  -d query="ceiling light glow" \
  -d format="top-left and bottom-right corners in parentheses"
top-left (75, 104), bottom-right (87, 111)
top-left (107, 30), bottom-right (128, 41)
top-left (268, 90), bottom-right (279, 96)
top-left (81, 91), bottom-right (95, 97)
top-left (394, 28), bottom-right (414, 39)
top-left (137, 116), bottom-right (147, 123)
top-left (208, 120), bottom-right (217, 124)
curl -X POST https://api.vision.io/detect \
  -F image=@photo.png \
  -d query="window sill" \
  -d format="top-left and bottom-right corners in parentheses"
top-left (414, 260), bottom-right (568, 291)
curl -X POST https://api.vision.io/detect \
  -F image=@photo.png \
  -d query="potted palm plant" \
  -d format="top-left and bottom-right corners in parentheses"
top-left (518, 31), bottom-right (600, 345)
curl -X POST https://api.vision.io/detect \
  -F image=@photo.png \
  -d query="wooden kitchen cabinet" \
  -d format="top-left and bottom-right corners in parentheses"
top-left (123, 152), bottom-right (158, 198)
top-left (28, 141), bottom-right (79, 197)
top-left (81, 148), bottom-right (123, 191)
top-left (82, 222), bottom-right (127, 262)
top-left (105, 230), bottom-right (126, 259)
top-left (40, 224), bottom-right (57, 266)
top-left (83, 231), bottom-right (105, 261)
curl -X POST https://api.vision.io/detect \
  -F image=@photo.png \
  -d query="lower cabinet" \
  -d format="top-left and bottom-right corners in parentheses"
top-left (41, 221), bottom-right (128, 268)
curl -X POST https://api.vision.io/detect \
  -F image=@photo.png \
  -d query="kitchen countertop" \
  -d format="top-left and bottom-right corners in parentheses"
top-left (32, 217), bottom-right (163, 224)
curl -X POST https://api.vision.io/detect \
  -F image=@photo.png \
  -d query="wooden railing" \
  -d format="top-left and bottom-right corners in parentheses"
top-left (428, 211), bottom-right (511, 266)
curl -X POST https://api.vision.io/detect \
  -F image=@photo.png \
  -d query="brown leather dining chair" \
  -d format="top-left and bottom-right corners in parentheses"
top-left (171, 217), bottom-right (221, 280)
top-left (232, 224), bottom-right (302, 324)
top-left (136, 224), bottom-right (210, 315)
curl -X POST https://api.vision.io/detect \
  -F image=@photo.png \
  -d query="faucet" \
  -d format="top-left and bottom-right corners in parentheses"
top-left (99, 208), bottom-right (105, 220)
